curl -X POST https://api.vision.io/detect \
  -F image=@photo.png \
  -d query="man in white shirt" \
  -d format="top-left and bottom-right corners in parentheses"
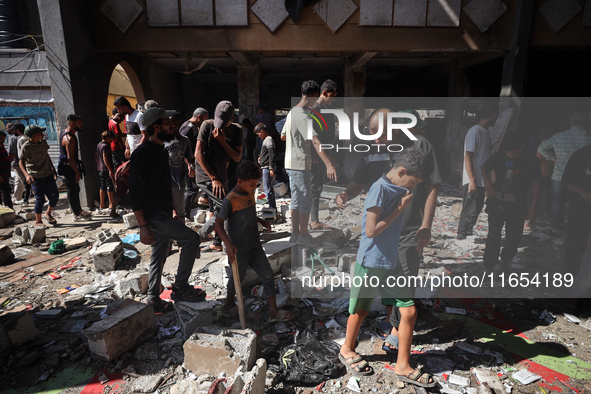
top-left (457, 105), bottom-right (497, 240)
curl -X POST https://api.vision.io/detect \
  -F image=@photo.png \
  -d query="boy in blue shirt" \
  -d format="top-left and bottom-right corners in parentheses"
top-left (339, 148), bottom-right (435, 388)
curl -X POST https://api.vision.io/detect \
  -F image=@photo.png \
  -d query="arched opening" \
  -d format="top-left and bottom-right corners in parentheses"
top-left (106, 62), bottom-right (145, 116)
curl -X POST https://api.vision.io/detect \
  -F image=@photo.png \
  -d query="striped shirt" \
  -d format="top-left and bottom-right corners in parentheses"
top-left (537, 126), bottom-right (591, 182)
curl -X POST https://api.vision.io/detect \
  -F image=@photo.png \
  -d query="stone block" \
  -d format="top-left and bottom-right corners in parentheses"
top-left (64, 237), bottom-right (88, 250)
top-left (538, 0), bottom-right (582, 33)
top-left (463, 0), bottom-right (507, 33)
top-left (298, 245), bottom-right (339, 270)
top-left (25, 212), bottom-right (36, 221)
top-left (194, 209), bottom-right (208, 224)
top-left (0, 312), bottom-right (38, 351)
top-left (0, 244), bottom-right (15, 266)
top-left (183, 329), bottom-right (257, 377)
top-left (100, 0), bottom-right (143, 33)
top-left (84, 301), bottom-right (156, 361)
top-left (251, 0), bottom-right (289, 33)
top-left (146, 0), bottom-right (179, 26)
top-left (114, 272), bottom-right (149, 298)
top-left (95, 227), bottom-right (122, 247)
top-left (123, 213), bottom-right (138, 229)
top-left (175, 300), bottom-right (215, 339)
top-left (132, 375), bottom-right (164, 393)
top-left (12, 225), bottom-right (46, 245)
top-left (92, 241), bottom-right (124, 272)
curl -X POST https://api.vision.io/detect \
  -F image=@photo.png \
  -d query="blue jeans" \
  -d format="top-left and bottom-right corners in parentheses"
top-left (145, 212), bottom-right (200, 297)
top-left (551, 179), bottom-right (566, 229)
top-left (262, 168), bottom-right (276, 211)
top-left (31, 175), bottom-right (59, 214)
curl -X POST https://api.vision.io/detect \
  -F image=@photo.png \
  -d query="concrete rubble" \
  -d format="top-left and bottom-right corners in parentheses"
top-left (0, 186), bottom-right (590, 393)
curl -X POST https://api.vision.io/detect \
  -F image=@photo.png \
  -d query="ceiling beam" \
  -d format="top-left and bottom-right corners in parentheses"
top-left (350, 52), bottom-right (378, 68)
top-left (229, 52), bottom-right (252, 67)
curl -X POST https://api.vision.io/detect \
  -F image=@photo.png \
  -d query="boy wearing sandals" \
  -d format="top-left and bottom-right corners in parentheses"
top-left (19, 125), bottom-right (59, 226)
top-left (215, 160), bottom-right (292, 323)
top-left (340, 148), bottom-right (436, 388)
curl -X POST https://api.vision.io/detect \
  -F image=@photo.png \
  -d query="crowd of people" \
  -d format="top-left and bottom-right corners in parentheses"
top-left (1, 84), bottom-right (590, 387)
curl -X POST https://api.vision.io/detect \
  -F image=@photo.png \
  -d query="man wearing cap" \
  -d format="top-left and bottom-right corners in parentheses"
top-left (59, 114), bottom-right (91, 221)
top-left (195, 100), bottom-right (242, 252)
top-left (180, 107), bottom-right (209, 218)
top-left (538, 112), bottom-right (591, 229)
top-left (129, 107), bottom-right (205, 309)
top-left (19, 125), bottom-right (59, 226)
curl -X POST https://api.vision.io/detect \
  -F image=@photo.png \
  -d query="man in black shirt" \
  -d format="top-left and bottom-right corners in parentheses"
top-left (482, 133), bottom-right (540, 272)
top-left (195, 100), bottom-right (242, 252)
top-left (130, 107), bottom-right (205, 310)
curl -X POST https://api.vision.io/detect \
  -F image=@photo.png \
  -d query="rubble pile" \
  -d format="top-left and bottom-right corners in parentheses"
top-left (0, 188), bottom-right (590, 393)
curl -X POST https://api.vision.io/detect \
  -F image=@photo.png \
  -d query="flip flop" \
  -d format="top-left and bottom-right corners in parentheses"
top-left (376, 321), bottom-right (393, 340)
top-left (396, 369), bottom-right (437, 388)
top-left (382, 334), bottom-right (399, 355)
top-left (44, 215), bottom-right (57, 225)
top-left (338, 353), bottom-right (373, 376)
top-left (268, 309), bottom-right (294, 323)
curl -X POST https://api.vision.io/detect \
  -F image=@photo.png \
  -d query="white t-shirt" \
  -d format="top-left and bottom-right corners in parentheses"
top-left (462, 124), bottom-right (492, 187)
top-left (281, 107), bottom-right (316, 171)
top-left (126, 110), bottom-right (143, 153)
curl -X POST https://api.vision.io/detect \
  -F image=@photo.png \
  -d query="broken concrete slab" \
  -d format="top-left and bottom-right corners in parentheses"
top-left (183, 329), bottom-right (257, 377)
top-left (0, 244), bottom-right (15, 266)
top-left (84, 301), bottom-right (156, 361)
top-left (12, 225), bottom-right (46, 245)
top-left (0, 206), bottom-right (16, 228)
top-left (64, 237), bottom-right (89, 250)
top-left (230, 358), bottom-right (267, 394)
top-left (132, 375), bottom-right (164, 393)
top-left (0, 312), bottom-right (38, 350)
top-left (91, 241), bottom-right (124, 272)
top-left (175, 300), bottom-right (214, 339)
top-left (114, 272), bottom-right (149, 298)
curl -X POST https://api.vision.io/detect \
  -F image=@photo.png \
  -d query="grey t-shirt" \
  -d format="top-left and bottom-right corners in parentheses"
top-left (462, 124), bottom-right (492, 187)
top-left (20, 139), bottom-right (54, 179)
top-left (217, 189), bottom-right (260, 251)
top-left (8, 134), bottom-right (19, 167)
top-left (164, 135), bottom-right (192, 189)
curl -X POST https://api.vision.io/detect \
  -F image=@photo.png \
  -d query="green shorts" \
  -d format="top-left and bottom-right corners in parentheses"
top-left (348, 262), bottom-right (414, 314)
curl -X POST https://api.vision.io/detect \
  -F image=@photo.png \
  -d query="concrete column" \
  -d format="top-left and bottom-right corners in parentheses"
top-left (237, 65), bottom-right (259, 121)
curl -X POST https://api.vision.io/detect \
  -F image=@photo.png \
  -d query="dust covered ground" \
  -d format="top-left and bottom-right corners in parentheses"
top-left (1, 186), bottom-right (590, 394)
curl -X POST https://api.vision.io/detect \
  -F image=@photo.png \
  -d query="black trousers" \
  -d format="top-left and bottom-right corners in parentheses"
top-left (309, 160), bottom-right (325, 223)
top-left (61, 165), bottom-right (82, 216)
top-left (0, 178), bottom-right (13, 209)
top-left (565, 204), bottom-right (591, 275)
top-left (457, 184), bottom-right (486, 237)
top-left (483, 199), bottom-right (526, 271)
top-left (184, 177), bottom-right (199, 219)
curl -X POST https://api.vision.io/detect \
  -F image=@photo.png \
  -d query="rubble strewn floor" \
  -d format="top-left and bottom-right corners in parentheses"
top-left (1, 187), bottom-right (591, 394)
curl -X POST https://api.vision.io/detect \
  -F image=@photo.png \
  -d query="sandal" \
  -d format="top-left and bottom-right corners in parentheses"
top-left (396, 369), bottom-right (437, 388)
top-left (268, 309), bottom-right (294, 323)
top-left (338, 352), bottom-right (373, 376)
top-left (44, 215), bottom-right (57, 225)
top-left (376, 321), bottom-right (393, 340)
top-left (382, 334), bottom-right (399, 355)
top-left (147, 297), bottom-right (174, 313)
top-left (171, 285), bottom-right (207, 302)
